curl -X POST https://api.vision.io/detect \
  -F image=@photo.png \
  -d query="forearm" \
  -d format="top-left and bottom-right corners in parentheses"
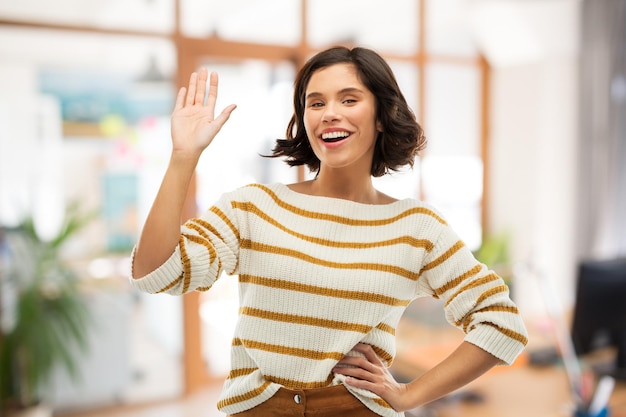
top-left (131, 68), bottom-right (235, 279)
top-left (132, 154), bottom-right (199, 278)
top-left (402, 341), bottom-right (499, 410)
top-left (335, 341), bottom-right (501, 413)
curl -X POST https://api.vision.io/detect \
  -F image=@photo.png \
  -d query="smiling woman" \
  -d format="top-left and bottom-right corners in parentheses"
top-left (129, 45), bottom-right (527, 417)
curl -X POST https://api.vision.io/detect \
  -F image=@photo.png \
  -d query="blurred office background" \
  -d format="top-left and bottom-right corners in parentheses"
top-left (0, 0), bottom-right (624, 416)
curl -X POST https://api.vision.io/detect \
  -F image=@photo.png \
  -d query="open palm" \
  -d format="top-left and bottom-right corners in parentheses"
top-left (170, 68), bottom-right (236, 159)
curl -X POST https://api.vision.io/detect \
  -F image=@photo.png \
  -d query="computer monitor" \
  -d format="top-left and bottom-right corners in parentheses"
top-left (571, 257), bottom-right (626, 380)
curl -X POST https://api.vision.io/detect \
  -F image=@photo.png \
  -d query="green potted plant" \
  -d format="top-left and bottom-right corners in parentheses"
top-left (0, 203), bottom-right (94, 416)
top-left (473, 231), bottom-right (513, 287)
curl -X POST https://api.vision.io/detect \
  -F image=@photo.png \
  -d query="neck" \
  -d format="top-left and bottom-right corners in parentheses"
top-left (312, 169), bottom-right (379, 204)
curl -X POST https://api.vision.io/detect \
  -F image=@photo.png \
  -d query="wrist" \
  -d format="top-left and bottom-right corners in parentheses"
top-left (169, 150), bottom-right (201, 167)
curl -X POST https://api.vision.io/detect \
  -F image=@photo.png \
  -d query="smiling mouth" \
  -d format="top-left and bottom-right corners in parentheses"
top-left (322, 131), bottom-right (350, 143)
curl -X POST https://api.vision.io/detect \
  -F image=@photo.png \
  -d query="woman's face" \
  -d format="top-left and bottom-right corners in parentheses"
top-left (303, 63), bottom-right (381, 176)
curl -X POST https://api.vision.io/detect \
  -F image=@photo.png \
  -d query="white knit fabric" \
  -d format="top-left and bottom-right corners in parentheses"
top-left (130, 183), bottom-right (528, 416)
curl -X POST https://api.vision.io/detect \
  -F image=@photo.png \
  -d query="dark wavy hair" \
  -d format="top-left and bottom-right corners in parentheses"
top-left (268, 46), bottom-right (426, 177)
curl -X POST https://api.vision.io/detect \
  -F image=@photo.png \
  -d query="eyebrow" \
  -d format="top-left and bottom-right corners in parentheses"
top-left (305, 87), bottom-right (365, 101)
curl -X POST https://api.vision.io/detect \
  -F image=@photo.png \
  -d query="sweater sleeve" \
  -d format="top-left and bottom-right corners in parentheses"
top-left (419, 222), bottom-right (528, 365)
top-left (130, 191), bottom-right (241, 295)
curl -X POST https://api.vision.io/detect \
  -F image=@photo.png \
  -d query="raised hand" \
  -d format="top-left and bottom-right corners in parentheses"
top-left (170, 68), bottom-right (237, 160)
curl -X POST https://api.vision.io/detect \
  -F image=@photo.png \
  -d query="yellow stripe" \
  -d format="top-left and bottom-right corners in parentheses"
top-left (241, 239), bottom-right (419, 281)
top-left (186, 217), bottom-right (233, 274)
top-left (232, 328), bottom-right (393, 366)
top-left (182, 231), bottom-right (217, 263)
top-left (233, 338), bottom-right (344, 361)
top-left (217, 377), bottom-right (336, 408)
top-left (226, 367), bottom-right (257, 380)
top-left (217, 380), bottom-right (272, 409)
top-left (248, 183), bottom-right (447, 225)
top-left (373, 397), bottom-right (393, 408)
top-left (433, 264), bottom-right (483, 297)
top-left (482, 321), bottom-right (529, 346)
top-left (240, 307), bottom-right (374, 334)
top-left (185, 219), bottom-right (215, 241)
top-left (179, 232), bottom-right (222, 290)
top-left (421, 240), bottom-right (465, 272)
top-left (370, 345), bottom-right (394, 365)
top-left (444, 273), bottom-right (501, 307)
top-left (375, 322), bottom-right (396, 335)
top-left (474, 285), bottom-right (509, 307)
top-left (457, 305), bottom-right (520, 332)
top-left (266, 374), bottom-right (334, 389)
top-left (156, 274), bottom-right (183, 293)
top-left (179, 235), bottom-right (191, 293)
top-left (232, 337), bottom-right (394, 369)
top-left (209, 206), bottom-right (240, 240)
top-left (185, 220), bottom-right (222, 258)
top-left (232, 201), bottom-right (435, 251)
top-left (239, 274), bottom-right (411, 307)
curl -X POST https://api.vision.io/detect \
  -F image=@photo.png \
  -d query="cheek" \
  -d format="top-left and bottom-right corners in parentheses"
top-left (303, 114), bottom-right (317, 138)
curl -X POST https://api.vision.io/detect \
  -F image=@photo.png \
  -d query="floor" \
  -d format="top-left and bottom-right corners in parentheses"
top-left (56, 384), bottom-right (227, 417)
top-left (55, 384), bottom-right (438, 417)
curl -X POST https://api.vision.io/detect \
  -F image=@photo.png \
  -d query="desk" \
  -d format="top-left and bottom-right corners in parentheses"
top-left (427, 364), bottom-right (626, 417)
top-left (391, 318), bottom-right (626, 417)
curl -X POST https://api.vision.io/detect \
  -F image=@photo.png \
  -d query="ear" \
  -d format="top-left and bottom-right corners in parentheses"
top-left (376, 120), bottom-right (383, 132)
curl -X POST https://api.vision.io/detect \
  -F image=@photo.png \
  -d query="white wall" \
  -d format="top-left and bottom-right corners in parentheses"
top-left (489, 59), bottom-right (580, 316)
top-left (480, 1), bottom-right (581, 316)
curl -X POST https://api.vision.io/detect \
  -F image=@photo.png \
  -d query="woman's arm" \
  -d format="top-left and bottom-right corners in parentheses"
top-left (333, 341), bottom-right (500, 412)
top-left (132, 69), bottom-right (236, 278)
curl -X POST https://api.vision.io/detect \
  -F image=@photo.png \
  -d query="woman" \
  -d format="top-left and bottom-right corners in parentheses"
top-left (131, 46), bottom-right (528, 417)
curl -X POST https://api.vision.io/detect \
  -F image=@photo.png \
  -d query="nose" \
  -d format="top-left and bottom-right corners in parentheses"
top-left (322, 102), bottom-right (340, 123)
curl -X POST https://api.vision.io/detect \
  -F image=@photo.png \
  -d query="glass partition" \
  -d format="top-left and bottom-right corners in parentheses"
top-left (423, 63), bottom-right (482, 249)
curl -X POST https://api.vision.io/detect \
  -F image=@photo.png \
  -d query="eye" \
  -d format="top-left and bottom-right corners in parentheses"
top-left (343, 98), bottom-right (357, 105)
top-left (307, 101), bottom-right (324, 108)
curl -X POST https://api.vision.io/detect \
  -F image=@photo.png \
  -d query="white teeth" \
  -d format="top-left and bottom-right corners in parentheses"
top-left (321, 131), bottom-right (350, 140)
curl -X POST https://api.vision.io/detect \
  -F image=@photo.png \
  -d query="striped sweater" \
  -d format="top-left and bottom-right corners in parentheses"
top-left (130, 183), bottom-right (528, 417)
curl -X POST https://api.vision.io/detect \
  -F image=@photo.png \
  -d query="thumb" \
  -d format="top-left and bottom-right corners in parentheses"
top-left (213, 104), bottom-right (237, 128)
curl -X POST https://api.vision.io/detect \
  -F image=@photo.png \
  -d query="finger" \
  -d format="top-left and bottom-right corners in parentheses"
top-left (210, 104), bottom-right (237, 133)
top-left (215, 104), bottom-right (237, 124)
top-left (211, 104), bottom-right (237, 136)
top-left (186, 72), bottom-right (198, 106)
top-left (195, 68), bottom-right (208, 106)
top-left (174, 87), bottom-right (186, 111)
top-left (352, 343), bottom-right (385, 365)
top-left (334, 366), bottom-right (375, 382)
top-left (335, 356), bottom-right (377, 373)
top-left (205, 72), bottom-right (219, 115)
top-left (345, 376), bottom-right (379, 393)
top-left (352, 343), bottom-right (374, 353)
